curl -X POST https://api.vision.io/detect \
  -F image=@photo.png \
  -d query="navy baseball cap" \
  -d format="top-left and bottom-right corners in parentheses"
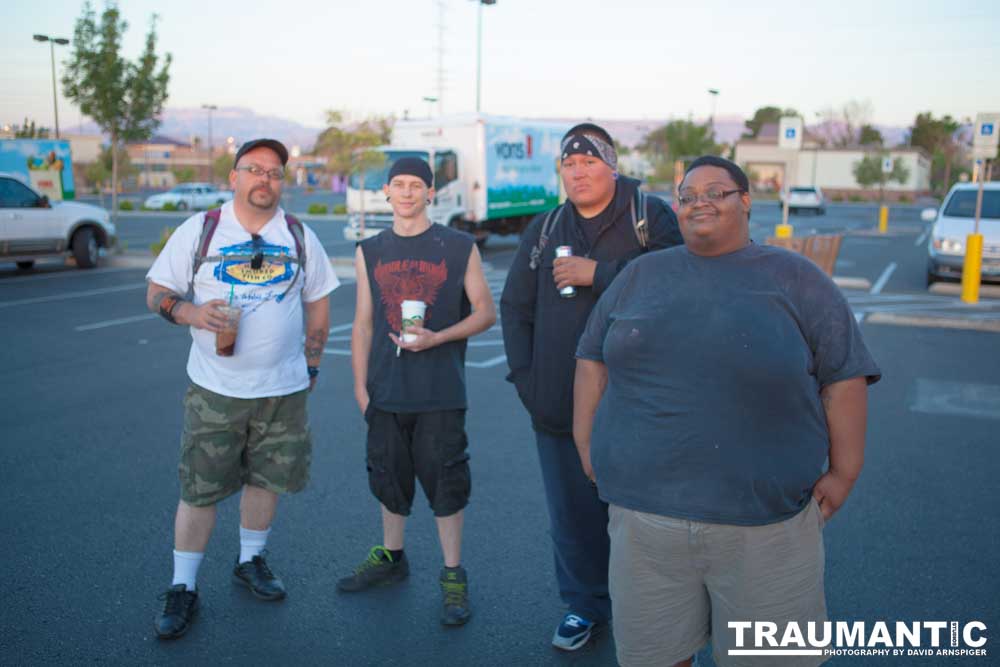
top-left (234, 138), bottom-right (289, 167)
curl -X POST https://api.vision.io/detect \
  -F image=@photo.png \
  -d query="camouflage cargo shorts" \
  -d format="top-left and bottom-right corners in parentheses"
top-left (179, 383), bottom-right (312, 507)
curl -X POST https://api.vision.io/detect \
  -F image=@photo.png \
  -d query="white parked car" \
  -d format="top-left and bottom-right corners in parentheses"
top-left (925, 182), bottom-right (1000, 285)
top-left (0, 173), bottom-right (116, 270)
top-left (782, 186), bottom-right (826, 215)
top-left (143, 183), bottom-right (233, 211)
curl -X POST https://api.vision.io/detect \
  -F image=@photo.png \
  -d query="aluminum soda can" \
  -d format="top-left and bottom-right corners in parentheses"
top-left (555, 245), bottom-right (576, 298)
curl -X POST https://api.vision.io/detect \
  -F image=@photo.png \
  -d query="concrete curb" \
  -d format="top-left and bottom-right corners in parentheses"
top-left (108, 211), bottom-right (348, 222)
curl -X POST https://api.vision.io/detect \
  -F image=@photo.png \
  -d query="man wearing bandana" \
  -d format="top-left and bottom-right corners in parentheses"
top-left (501, 123), bottom-right (683, 651)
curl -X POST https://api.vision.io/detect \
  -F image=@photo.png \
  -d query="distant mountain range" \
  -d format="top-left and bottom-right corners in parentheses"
top-left (64, 107), bottom-right (911, 151)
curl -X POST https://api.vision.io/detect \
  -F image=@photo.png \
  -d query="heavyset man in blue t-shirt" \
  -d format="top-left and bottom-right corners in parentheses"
top-left (339, 157), bottom-right (496, 626)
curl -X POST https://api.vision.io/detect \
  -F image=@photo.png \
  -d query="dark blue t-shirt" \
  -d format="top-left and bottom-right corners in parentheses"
top-left (576, 243), bottom-right (881, 526)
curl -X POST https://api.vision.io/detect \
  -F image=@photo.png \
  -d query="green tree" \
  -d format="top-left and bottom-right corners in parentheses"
top-left (14, 118), bottom-right (51, 138)
top-left (212, 152), bottom-right (233, 181)
top-left (858, 124), bottom-right (883, 147)
top-left (313, 111), bottom-right (392, 235)
top-left (853, 153), bottom-right (911, 201)
top-left (62, 1), bottom-right (171, 217)
top-left (82, 143), bottom-right (134, 190)
top-left (638, 119), bottom-right (719, 184)
top-left (171, 166), bottom-right (196, 183)
top-left (743, 106), bottom-right (799, 139)
top-left (909, 112), bottom-right (960, 193)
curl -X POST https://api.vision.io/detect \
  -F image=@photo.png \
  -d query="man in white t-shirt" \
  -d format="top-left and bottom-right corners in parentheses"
top-left (145, 138), bottom-right (340, 640)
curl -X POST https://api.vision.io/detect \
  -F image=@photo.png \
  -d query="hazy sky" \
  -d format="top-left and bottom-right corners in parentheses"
top-left (3, 0), bottom-right (999, 130)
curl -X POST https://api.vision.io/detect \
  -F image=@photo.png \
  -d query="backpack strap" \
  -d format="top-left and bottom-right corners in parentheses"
top-left (529, 204), bottom-right (564, 270)
top-left (277, 213), bottom-right (306, 301)
top-left (192, 208), bottom-right (223, 283)
top-left (630, 189), bottom-right (650, 249)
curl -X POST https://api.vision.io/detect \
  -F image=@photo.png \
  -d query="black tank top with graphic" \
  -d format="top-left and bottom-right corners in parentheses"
top-left (361, 224), bottom-right (475, 412)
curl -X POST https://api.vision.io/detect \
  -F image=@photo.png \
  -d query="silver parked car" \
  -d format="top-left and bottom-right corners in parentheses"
top-left (781, 186), bottom-right (826, 215)
top-left (925, 182), bottom-right (1000, 285)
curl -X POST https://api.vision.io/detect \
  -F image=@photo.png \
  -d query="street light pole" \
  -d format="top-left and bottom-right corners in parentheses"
top-left (202, 104), bottom-right (217, 183)
top-left (423, 96), bottom-right (438, 119)
top-left (474, 0), bottom-right (496, 114)
top-left (707, 88), bottom-right (719, 138)
top-left (33, 34), bottom-right (70, 139)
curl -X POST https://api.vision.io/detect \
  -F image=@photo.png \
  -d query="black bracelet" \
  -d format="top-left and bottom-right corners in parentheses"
top-left (157, 293), bottom-right (187, 325)
top-left (307, 366), bottom-right (320, 378)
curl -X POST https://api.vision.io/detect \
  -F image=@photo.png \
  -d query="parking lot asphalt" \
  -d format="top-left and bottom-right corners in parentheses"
top-left (2, 203), bottom-right (999, 665)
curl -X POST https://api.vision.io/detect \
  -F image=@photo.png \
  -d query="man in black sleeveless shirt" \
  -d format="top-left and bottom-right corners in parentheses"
top-left (338, 157), bottom-right (496, 627)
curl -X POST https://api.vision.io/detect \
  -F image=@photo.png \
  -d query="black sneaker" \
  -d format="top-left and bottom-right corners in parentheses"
top-left (233, 551), bottom-right (287, 601)
top-left (154, 584), bottom-right (199, 640)
top-left (440, 566), bottom-right (471, 626)
top-left (337, 546), bottom-right (409, 592)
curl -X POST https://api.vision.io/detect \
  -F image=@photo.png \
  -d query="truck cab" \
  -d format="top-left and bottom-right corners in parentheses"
top-left (344, 147), bottom-right (465, 241)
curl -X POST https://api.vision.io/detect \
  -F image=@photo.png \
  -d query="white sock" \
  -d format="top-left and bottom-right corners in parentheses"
top-left (172, 550), bottom-right (204, 591)
top-left (239, 526), bottom-right (270, 564)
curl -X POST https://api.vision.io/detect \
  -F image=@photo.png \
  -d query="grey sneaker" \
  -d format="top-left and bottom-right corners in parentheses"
top-left (552, 613), bottom-right (596, 651)
top-left (440, 566), bottom-right (471, 626)
top-left (337, 546), bottom-right (409, 592)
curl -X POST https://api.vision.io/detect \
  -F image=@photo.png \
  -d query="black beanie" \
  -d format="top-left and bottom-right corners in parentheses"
top-left (388, 157), bottom-right (433, 187)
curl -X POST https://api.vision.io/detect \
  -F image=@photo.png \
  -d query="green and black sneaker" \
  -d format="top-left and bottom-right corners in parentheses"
top-left (440, 565), bottom-right (471, 626)
top-left (336, 546), bottom-right (409, 592)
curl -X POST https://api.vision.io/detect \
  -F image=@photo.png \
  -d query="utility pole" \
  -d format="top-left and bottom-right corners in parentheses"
top-left (33, 34), bottom-right (70, 138)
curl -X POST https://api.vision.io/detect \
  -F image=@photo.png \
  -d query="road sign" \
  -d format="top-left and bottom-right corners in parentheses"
top-left (882, 157), bottom-right (894, 174)
top-left (972, 113), bottom-right (1000, 160)
top-left (778, 116), bottom-right (803, 150)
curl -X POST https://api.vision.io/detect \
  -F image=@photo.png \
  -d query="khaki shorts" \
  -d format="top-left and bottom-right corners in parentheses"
top-left (608, 500), bottom-right (828, 667)
top-left (179, 383), bottom-right (312, 507)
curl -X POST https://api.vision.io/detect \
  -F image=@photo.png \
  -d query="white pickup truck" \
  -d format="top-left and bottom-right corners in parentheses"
top-left (143, 182), bottom-right (233, 211)
top-left (0, 172), bottom-right (116, 270)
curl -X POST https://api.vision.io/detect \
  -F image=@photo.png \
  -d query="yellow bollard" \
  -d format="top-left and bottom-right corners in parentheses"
top-left (961, 233), bottom-right (983, 304)
top-left (775, 223), bottom-right (793, 238)
top-left (878, 205), bottom-right (889, 234)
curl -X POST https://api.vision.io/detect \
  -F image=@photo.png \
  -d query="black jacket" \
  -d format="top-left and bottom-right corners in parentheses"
top-left (500, 176), bottom-right (683, 435)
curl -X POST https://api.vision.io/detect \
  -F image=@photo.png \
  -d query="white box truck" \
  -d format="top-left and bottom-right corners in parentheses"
top-left (343, 114), bottom-right (568, 244)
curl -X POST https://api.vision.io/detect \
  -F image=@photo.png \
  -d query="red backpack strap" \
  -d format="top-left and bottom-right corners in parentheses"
top-left (276, 213), bottom-right (307, 301)
top-left (193, 208), bottom-right (223, 281)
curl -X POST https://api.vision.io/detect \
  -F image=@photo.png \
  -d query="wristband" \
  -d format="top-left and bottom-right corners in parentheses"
top-left (307, 366), bottom-right (320, 378)
top-left (158, 293), bottom-right (186, 324)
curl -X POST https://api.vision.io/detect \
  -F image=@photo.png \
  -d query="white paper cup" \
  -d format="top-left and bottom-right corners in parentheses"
top-left (401, 300), bottom-right (426, 343)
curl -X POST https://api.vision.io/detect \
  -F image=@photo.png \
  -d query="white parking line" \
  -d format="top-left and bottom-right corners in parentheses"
top-left (0, 282), bottom-right (147, 308)
top-left (75, 313), bottom-right (158, 331)
top-left (915, 229), bottom-right (930, 246)
top-left (870, 263), bottom-right (898, 295)
top-left (465, 355), bottom-right (507, 369)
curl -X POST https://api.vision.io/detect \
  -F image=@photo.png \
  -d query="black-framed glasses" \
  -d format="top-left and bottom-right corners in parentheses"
top-left (235, 164), bottom-right (285, 180)
top-left (677, 189), bottom-right (742, 207)
top-left (251, 234), bottom-right (264, 269)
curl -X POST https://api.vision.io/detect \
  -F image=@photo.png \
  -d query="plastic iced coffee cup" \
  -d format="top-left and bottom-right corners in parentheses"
top-left (401, 300), bottom-right (426, 343)
top-left (215, 304), bottom-right (242, 357)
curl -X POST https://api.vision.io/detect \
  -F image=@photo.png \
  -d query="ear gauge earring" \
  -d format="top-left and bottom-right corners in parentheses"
top-left (426, 198), bottom-right (431, 204)
top-left (386, 196), bottom-right (391, 202)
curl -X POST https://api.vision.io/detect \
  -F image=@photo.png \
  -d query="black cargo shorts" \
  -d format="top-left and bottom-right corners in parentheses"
top-left (364, 406), bottom-right (471, 517)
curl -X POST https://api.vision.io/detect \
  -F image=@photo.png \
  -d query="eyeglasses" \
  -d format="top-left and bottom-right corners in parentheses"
top-left (235, 164), bottom-right (285, 180)
top-left (677, 189), bottom-right (742, 207)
